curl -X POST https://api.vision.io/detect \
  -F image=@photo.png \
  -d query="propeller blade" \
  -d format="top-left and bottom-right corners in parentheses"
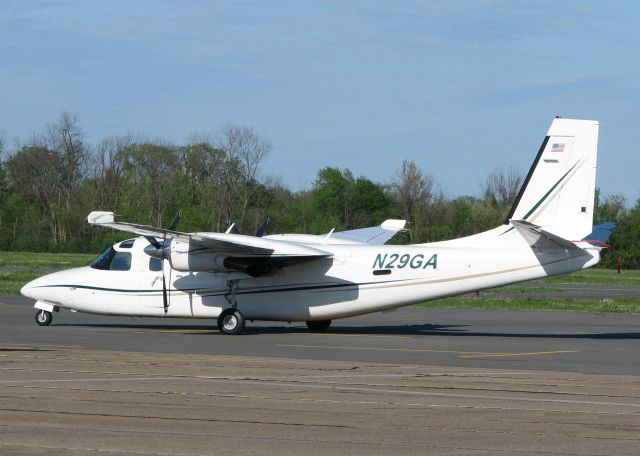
top-left (161, 231), bottom-right (169, 314)
top-left (226, 223), bottom-right (241, 235)
top-left (144, 235), bottom-right (162, 249)
top-left (256, 218), bottom-right (270, 237)
top-left (162, 269), bottom-right (168, 314)
top-left (168, 210), bottom-right (182, 231)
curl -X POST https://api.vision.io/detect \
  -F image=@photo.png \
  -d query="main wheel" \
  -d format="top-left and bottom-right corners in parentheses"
top-left (306, 320), bottom-right (331, 331)
top-left (35, 310), bottom-right (52, 326)
top-left (218, 309), bottom-right (245, 335)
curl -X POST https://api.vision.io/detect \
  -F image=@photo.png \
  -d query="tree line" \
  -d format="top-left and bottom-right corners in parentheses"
top-left (0, 113), bottom-right (637, 268)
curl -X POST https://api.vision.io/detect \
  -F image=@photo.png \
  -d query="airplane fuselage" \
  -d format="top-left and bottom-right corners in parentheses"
top-left (23, 228), bottom-right (599, 323)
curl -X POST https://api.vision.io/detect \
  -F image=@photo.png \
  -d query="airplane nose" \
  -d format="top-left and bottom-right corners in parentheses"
top-left (20, 281), bottom-right (34, 299)
top-left (19, 271), bottom-right (68, 302)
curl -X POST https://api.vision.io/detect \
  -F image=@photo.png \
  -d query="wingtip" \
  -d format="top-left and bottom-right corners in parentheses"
top-left (381, 219), bottom-right (406, 230)
top-left (87, 211), bottom-right (114, 224)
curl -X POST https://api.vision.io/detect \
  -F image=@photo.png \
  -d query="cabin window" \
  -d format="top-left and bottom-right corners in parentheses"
top-left (119, 239), bottom-right (135, 249)
top-left (149, 258), bottom-right (162, 271)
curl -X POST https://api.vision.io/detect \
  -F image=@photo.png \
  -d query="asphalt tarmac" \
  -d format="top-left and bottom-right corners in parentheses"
top-left (1, 296), bottom-right (639, 375)
top-left (1, 296), bottom-right (639, 454)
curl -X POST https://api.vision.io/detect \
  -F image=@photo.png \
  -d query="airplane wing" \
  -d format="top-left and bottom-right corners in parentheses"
top-left (87, 211), bottom-right (262, 253)
top-left (511, 220), bottom-right (588, 255)
top-left (87, 211), bottom-right (332, 276)
top-left (332, 219), bottom-right (406, 245)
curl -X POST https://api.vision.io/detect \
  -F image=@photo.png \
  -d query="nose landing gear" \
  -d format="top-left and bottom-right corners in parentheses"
top-left (35, 309), bottom-right (53, 326)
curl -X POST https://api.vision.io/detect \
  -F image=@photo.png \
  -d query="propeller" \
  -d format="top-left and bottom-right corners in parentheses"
top-left (161, 232), bottom-right (168, 314)
top-left (168, 210), bottom-right (182, 231)
top-left (144, 212), bottom-right (267, 313)
top-left (255, 218), bottom-right (270, 237)
top-left (224, 217), bottom-right (270, 236)
top-left (142, 211), bottom-right (182, 315)
top-left (144, 236), bottom-right (162, 249)
top-left (226, 223), bottom-right (241, 235)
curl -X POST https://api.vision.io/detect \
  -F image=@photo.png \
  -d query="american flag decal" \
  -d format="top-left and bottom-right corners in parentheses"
top-left (551, 143), bottom-right (565, 152)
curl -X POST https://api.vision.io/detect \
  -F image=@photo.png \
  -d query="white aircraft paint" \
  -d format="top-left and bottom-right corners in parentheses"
top-left (21, 118), bottom-right (603, 334)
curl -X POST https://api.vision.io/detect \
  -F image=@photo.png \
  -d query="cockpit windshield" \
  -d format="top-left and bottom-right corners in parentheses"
top-left (91, 246), bottom-right (115, 270)
top-left (90, 245), bottom-right (132, 271)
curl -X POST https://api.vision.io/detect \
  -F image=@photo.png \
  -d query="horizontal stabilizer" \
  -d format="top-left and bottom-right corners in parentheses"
top-left (511, 220), bottom-right (586, 255)
top-left (583, 222), bottom-right (617, 245)
top-left (332, 219), bottom-right (406, 245)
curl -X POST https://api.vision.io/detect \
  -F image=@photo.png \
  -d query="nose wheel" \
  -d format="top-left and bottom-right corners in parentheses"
top-left (217, 308), bottom-right (245, 335)
top-left (35, 310), bottom-right (52, 326)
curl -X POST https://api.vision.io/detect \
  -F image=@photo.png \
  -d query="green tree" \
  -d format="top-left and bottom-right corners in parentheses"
top-left (118, 142), bottom-right (185, 227)
top-left (390, 160), bottom-right (436, 242)
top-left (312, 167), bottom-right (395, 231)
top-left (4, 145), bottom-right (65, 245)
top-left (312, 167), bottom-right (354, 230)
top-left (601, 199), bottom-right (640, 269)
top-left (594, 189), bottom-right (627, 224)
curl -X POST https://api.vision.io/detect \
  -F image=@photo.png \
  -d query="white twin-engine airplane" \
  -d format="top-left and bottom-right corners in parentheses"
top-left (22, 118), bottom-right (605, 334)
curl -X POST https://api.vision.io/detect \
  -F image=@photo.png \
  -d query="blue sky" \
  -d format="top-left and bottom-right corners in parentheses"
top-left (1, 1), bottom-right (639, 201)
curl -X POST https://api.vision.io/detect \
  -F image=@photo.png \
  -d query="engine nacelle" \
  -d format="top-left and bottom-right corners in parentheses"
top-left (168, 240), bottom-right (230, 272)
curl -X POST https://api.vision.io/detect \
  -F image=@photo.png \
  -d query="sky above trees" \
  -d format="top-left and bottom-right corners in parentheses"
top-left (1, 1), bottom-right (639, 201)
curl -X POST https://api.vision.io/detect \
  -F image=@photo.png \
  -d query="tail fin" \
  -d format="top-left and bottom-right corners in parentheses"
top-left (505, 117), bottom-right (599, 240)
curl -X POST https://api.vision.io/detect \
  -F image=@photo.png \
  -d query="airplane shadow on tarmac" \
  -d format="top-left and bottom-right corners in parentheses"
top-left (52, 322), bottom-right (640, 340)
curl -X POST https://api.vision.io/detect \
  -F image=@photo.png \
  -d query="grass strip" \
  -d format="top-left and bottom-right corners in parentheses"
top-left (0, 251), bottom-right (95, 270)
top-left (0, 252), bottom-right (95, 295)
top-left (417, 296), bottom-right (640, 313)
top-left (539, 268), bottom-right (640, 286)
top-left (485, 286), bottom-right (558, 294)
top-left (0, 271), bottom-right (42, 295)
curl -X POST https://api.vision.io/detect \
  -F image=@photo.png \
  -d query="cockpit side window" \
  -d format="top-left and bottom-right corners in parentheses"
top-left (90, 246), bottom-right (115, 270)
top-left (110, 252), bottom-right (132, 271)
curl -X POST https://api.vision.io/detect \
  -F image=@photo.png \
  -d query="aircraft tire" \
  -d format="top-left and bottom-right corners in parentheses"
top-left (35, 310), bottom-right (52, 326)
top-left (306, 320), bottom-right (331, 331)
top-left (218, 309), bottom-right (245, 335)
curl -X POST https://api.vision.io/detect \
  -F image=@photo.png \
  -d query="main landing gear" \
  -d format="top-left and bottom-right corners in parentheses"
top-left (306, 320), bottom-right (332, 331)
top-left (217, 308), bottom-right (245, 335)
top-left (35, 309), bottom-right (52, 326)
top-left (218, 279), bottom-right (333, 335)
top-left (218, 279), bottom-right (245, 335)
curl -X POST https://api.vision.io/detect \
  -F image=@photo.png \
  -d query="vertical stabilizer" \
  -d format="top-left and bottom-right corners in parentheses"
top-left (506, 118), bottom-right (599, 240)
